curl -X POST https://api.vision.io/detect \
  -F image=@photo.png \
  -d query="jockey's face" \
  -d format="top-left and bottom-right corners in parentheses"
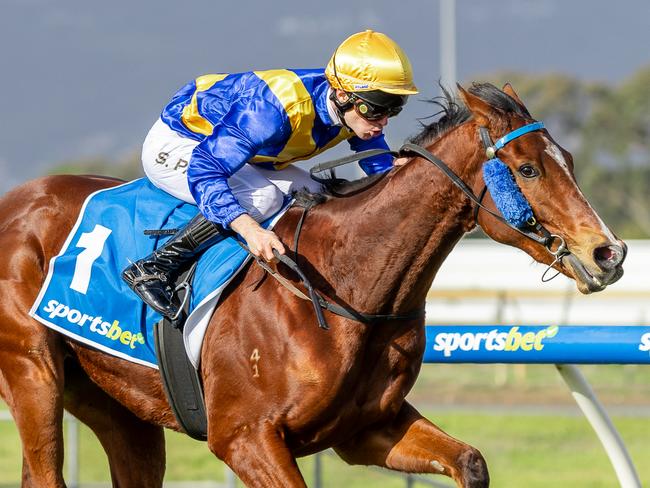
top-left (335, 90), bottom-right (389, 140)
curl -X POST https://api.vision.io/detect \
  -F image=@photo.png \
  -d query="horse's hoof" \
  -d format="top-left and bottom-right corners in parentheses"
top-left (458, 448), bottom-right (489, 488)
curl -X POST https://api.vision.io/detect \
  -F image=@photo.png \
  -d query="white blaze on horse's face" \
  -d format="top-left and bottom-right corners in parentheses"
top-left (541, 135), bottom-right (618, 244)
top-left (542, 138), bottom-right (570, 173)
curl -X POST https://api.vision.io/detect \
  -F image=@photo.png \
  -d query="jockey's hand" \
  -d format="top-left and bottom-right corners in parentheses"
top-left (230, 214), bottom-right (285, 262)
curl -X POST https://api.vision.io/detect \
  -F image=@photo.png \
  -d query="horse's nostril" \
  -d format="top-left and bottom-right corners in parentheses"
top-left (594, 244), bottom-right (625, 269)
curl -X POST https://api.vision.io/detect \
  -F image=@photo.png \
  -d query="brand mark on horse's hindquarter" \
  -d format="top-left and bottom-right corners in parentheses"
top-left (250, 348), bottom-right (260, 378)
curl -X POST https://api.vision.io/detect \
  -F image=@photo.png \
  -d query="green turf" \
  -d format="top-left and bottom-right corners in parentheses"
top-left (0, 363), bottom-right (647, 486)
top-left (0, 411), bottom-right (647, 487)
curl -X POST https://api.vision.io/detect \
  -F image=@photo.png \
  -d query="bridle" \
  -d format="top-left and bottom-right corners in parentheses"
top-left (246, 120), bottom-right (572, 329)
top-left (401, 121), bottom-right (571, 281)
top-left (477, 122), bottom-right (571, 280)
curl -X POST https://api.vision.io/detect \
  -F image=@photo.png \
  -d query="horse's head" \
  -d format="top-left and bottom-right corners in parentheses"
top-left (457, 83), bottom-right (626, 294)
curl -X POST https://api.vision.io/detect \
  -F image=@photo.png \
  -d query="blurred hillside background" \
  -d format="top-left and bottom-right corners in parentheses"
top-left (1, 0), bottom-right (648, 237)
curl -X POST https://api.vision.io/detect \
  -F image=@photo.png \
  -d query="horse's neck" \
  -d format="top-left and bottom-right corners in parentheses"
top-left (308, 123), bottom-right (484, 315)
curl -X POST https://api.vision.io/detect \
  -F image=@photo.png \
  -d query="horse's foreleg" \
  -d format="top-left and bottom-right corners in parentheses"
top-left (63, 362), bottom-right (166, 488)
top-left (211, 421), bottom-right (307, 488)
top-left (334, 401), bottom-right (489, 488)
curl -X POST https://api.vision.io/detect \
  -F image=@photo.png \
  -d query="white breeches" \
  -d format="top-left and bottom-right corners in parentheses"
top-left (141, 118), bottom-right (321, 222)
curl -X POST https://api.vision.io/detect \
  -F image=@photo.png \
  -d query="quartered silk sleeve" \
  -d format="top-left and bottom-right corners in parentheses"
top-left (348, 133), bottom-right (394, 175)
top-left (187, 99), bottom-right (289, 227)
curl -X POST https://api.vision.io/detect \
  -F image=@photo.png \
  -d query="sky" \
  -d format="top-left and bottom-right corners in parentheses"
top-left (0, 0), bottom-right (648, 192)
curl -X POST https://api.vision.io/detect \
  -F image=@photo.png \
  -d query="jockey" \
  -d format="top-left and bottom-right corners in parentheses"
top-left (122, 30), bottom-right (418, 318)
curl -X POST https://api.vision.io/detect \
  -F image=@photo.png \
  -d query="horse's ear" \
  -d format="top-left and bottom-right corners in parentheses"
top-left (502, 83), bottom-right (525, 106)
top-left (502, 83), bottom-right (533, 118)
top-left (456, 83), bottom-right (492, 127)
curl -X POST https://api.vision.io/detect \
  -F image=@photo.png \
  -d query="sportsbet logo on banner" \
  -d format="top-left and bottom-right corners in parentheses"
top-left (432, 325), bottom-right (559, 358)
top-left (640, 333), bottom-right (650, 353)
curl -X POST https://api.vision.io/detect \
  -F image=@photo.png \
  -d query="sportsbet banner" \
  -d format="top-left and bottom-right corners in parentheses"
top-left (423, 325), bottom-right (650, 364)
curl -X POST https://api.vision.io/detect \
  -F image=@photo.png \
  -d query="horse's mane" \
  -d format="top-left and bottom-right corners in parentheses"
top-left (296, 82), bottom-right (529, 203)
top-left (410, 82), bottom-right (530, 147)
top-left (293, 172), bottom-right (385, 207)
top-left (293, 188), bottom-right (327, 208)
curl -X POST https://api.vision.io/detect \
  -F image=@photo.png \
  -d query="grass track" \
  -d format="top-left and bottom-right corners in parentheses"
top-left (1, 363), bottom-right (648, 486)
top-left (0, 411), bottom-right (647, 487)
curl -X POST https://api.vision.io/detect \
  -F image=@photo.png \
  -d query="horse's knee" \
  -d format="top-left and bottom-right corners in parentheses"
top-left (457, 447), bottom-right (490, 488)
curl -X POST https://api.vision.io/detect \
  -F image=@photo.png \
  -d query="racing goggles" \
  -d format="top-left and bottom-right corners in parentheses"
top-left (349, 91), bottom-right (407, 121)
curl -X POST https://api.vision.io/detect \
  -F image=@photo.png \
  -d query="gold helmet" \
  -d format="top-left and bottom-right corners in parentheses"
top-left (325, 30), bottom-right (418, 95)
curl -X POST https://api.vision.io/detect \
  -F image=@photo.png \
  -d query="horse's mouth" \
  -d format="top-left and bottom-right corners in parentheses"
top-left (565, 254), bottom-right (624, 294)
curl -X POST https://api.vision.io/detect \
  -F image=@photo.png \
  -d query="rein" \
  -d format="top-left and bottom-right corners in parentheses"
top-left (247, 120), bottom-right (570, 329)
top-left (237, 235), bottom-right (424, 330)
top-left (309, 148), bottom-right (399, 185)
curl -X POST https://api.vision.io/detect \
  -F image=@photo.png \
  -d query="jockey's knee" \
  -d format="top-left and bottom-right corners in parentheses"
top-left (243, 185), bottom-right (284, 222)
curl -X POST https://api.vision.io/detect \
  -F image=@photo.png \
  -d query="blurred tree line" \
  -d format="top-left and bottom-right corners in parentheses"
top-left (51, 154), bottom-right (144, 182)
top-left (50, 66), bottom-right (650, 238)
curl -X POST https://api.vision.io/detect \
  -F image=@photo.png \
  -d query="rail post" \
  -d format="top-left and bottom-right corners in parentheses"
top-left (556, 364), bottom-right (641, 488)
top-left (65, 415), bottom-right (80, 488)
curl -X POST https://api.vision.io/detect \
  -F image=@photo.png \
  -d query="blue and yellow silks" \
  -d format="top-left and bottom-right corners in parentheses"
top-left (160, 69), bottom-right (393, 226)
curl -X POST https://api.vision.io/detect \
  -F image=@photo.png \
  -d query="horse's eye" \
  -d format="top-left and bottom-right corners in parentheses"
top-left (519, 164), bottom-right (539, 178)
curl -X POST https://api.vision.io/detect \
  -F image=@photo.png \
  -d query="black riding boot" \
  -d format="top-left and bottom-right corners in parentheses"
top-left (122, 214), bottom-right (226, 318)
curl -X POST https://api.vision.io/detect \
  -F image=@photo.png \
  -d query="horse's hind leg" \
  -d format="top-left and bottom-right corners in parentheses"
top-left (0, 327), bottom-right (67, 487)
top-left (63, 362), bottom-right (166, 487)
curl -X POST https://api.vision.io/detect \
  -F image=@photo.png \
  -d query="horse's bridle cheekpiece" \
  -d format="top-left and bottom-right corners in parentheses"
top-left (477, 121), bottom-right (570, 277)
top-left (405, 120), bottom-right (571, 281)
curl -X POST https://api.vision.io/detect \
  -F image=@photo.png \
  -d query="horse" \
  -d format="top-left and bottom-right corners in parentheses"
top-left (0, 82), bottom-right (626, 488)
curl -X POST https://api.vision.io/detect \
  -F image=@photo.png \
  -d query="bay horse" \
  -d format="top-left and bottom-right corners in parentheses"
top-left (0, 83), bottom-right (625, 488)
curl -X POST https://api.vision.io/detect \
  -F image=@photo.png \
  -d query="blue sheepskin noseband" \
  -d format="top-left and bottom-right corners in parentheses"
top-left (483, 159), bottom-right (533, 228)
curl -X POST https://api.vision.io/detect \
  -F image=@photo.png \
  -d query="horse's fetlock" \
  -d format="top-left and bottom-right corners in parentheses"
top-left (457, 447), bottom-right (489, 488)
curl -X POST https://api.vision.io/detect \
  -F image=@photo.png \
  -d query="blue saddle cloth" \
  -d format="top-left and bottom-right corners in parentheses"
top-left (29, 178), bottom-right (288, 369)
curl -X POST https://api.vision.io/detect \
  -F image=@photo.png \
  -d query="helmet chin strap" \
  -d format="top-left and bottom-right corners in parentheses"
top-left (328, 89), bottom-right (354, 131)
